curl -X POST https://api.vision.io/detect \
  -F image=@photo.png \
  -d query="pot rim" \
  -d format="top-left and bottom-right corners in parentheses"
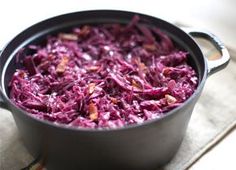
top-left (0, 9), bottom-right (208, 132)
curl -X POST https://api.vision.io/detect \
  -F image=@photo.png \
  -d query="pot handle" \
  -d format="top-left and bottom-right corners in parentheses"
top-left (0, 50), bottom-right (9, 110)
top-left (0, 94), bottom-right (8, 110)
top-left (182, 27), bottom-right (230, 76)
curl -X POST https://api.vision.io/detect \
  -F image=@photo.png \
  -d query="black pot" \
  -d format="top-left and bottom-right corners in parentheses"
top-left (0, 10), bottom-right (230, 170)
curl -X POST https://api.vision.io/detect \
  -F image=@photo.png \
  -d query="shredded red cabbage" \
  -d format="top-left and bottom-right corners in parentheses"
top-left (9, 16), bottom-right (198, 129)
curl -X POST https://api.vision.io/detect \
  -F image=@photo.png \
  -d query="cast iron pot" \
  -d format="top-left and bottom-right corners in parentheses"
top-left (0, 10), bottom-right (230, 170)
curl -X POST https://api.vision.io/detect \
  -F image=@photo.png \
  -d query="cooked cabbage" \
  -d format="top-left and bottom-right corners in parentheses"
top-left (9, 16), bottom-right (198, 129)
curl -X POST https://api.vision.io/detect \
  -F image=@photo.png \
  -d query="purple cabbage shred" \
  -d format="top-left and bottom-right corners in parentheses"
top-left (9, 16), bottom-right (198, 129)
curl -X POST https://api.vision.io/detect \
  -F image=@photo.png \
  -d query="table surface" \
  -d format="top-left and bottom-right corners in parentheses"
top-left (1, 1), bottom-right (236, 169)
